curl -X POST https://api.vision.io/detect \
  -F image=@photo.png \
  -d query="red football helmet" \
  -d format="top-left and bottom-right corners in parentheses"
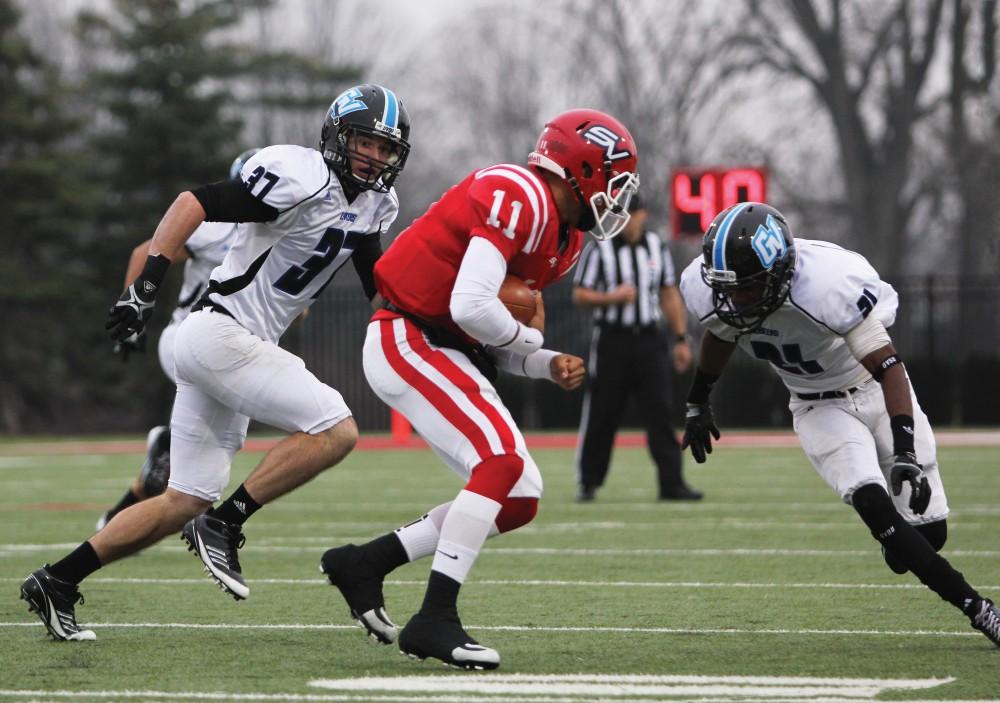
top-left (528, 108), bottom-right (640, 240)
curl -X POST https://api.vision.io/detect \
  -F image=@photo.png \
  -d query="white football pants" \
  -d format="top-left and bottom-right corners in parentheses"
top-left (791, 378), bottom-right (949, 524)
top-left (363, 315), bottom-right (543, 498)
top-left (167, 309), bottom-right (351, 502)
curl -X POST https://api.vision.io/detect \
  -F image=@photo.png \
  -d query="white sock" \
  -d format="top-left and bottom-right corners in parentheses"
top-left (430, 489), bottom-right (501, 584)
top-left (394, 499), bottom-right (502, 562)
top-left (394, 502), bottom-right (451, 561)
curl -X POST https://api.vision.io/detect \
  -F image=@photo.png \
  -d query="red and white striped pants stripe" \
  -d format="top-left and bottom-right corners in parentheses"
top-left (363, 314), bottom-right (542, 499)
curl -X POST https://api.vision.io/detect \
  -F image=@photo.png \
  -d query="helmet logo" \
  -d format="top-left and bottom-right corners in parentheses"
top-left (751, 214), bottom-right (786, 268)
top-left (581, 125), bottom-right (631, 161)
top-left (331, 87), bottom-right (366, 118)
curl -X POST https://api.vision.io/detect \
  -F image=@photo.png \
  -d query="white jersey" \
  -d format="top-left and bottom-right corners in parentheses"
top-left (206, 144), bottom-right (399, 342)
top-left (170, 221), bottom-right (236, 326)
top-left (680, 238), bottom-right (899, 395)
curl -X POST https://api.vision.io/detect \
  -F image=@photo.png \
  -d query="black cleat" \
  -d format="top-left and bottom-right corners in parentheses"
top-left (398, 612), bottom-right (499, 670)
top-left (660, 485), bottom-right (704, 501)
top-left (576, 485), bottom-right (597, 503)
top-left (320, 544), bottom-right (397, 644)
top-left (139, 425), bottom-right (171, 496)
top-left (19, 566), bottom-right (96, 641)
top-left (969, 598), bottom-right (1000, 647)
top-left (181, 514), bottom-right (248, 600)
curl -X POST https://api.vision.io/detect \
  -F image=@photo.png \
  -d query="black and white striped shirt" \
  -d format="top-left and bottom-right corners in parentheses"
top-left (573, 232), bottom-right (676, 329)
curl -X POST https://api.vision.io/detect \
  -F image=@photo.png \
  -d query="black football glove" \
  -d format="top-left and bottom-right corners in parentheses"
top-left (890, 451), bottom-right (931, 515)
top-left (113, 330), bottom-right (147, 362)
top-left (681, 402), bottom-right (721, 464)
top-left (106, 279), bottom-right (158, 341)
top-left (106, 253), bottom-right (170, 342)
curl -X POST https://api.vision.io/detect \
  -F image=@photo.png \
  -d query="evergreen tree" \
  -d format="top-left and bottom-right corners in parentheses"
top-left (77, 0), bottom-right (248, 244)
top-left (0, 0), bottom-right (99, 432)
top-left (75, 0), bottom-right (259, 427)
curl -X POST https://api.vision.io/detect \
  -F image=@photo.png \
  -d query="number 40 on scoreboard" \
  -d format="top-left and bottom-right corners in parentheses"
top-left (670, 166), bottom-right (767, 238)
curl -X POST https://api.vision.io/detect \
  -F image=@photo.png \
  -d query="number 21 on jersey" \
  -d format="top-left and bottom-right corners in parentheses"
top-left (486, 190), bottom-right (523, 239)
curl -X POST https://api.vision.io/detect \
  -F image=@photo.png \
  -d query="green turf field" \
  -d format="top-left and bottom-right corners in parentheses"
top-left (1, 441), bottom-right (998, 702)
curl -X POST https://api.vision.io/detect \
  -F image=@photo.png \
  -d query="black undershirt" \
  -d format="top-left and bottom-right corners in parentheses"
top-left (190, 179), bottom-right (280, 223)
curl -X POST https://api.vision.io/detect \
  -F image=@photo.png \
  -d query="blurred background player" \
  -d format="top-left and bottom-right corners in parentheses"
top-left (679, 202), bottom-right (1000, 648)
top-left (319, 108), bottom-right (640, 670)
top-left (572, 192), bottom-right (697, 502)
top-left (96, 149), bottom-right (260, 531)
top-left (20, 84), bottom-right (410, 641)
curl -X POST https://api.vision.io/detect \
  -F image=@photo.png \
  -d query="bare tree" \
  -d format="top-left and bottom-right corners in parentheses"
top-left (725, 0), bottom-right (955, 275)
top-left (948, 0), bottom-right (998, 278)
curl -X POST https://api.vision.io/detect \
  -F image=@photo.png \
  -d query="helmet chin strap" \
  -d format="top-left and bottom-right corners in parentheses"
top-left (563, 171), bottom-right (596, 231)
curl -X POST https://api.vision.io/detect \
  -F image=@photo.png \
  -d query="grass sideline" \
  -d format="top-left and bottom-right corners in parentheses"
top-left (1, 441), bottom-right (998, 701)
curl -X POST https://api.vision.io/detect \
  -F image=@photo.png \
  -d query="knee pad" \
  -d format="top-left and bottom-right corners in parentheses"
top-left (465, 454), bottom-right (524, 503)
top-left (916, 520), bottom-right (947, 552)
top-left (852, 483), bottom-right (937, 572)
top-left (851, 483), bottom-right (899, 538)
top-left (495, 497), bottom-right (538, 533)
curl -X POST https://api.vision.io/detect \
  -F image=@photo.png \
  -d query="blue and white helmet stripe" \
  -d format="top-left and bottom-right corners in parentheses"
top-left (376, 85), bottom-right (399, 130)
top-left (712, 202), bottom-right (751, 273)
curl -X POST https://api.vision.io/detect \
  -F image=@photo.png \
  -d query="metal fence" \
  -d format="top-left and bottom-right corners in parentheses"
top-left (294, 273), bottom-right (1000, 432)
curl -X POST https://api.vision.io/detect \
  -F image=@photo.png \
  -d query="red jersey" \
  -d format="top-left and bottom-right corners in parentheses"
top-left (375, 163), bottom-right (583, 336)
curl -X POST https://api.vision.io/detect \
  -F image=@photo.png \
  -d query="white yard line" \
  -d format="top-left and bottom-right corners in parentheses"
top-left (0, 620), bottom-right (985, 638)
top-left (3, 543), bottom-right (1000, 558)
top-left (2, 575), bottom-right (998, 591)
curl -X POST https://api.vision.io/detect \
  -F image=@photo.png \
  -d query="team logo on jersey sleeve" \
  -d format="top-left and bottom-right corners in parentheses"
top-left (750, 214), bottom-right (787, 269)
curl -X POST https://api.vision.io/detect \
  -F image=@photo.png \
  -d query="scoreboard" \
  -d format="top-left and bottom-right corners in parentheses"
top-left (670, 166), bottom-right (767, 238)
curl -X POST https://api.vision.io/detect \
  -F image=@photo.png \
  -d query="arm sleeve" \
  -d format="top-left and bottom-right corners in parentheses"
top-left (190, 180), bottom-right (280, 223)
top-left (490, 347), bottom-right (560, 379)
top-left (450, 236), bottom-right (543, 353)
top-left (351, 232), bottom-right (383, 301)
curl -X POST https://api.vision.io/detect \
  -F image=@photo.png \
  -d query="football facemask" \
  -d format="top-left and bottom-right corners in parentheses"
top-left (589, 171), bottom-right (640, 241)
top-left (343, 129), bottom-right (408, 188)
top-left (700, 202), bottom-right (796, 331)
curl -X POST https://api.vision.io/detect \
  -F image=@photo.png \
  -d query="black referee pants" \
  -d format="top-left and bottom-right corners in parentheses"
top-left (576, 326), bottom-right (683, 495)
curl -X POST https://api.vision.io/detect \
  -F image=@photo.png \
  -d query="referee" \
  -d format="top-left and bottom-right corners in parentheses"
top-left (572, 193), bottom-right (700, 502)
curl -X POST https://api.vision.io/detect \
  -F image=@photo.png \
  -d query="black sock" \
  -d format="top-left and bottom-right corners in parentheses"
top-left (419, 570), bottom-right (461, 618)
top-left (212, 484), bottom-right (262, 526)
top-left (105, 489), bottom-right (141, 520)
top-left (48, 542), bottom-right (102, 585)
top-left (365, 532), bottom-right (409, 575)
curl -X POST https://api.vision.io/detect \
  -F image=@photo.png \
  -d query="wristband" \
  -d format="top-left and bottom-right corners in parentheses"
top-left (873, 353), bottom-right (902, 382)
top-left (139, 254), bottom-right (171, 294)
top-left (686, 367), bottom-right (720, 405)
top-left (890, 414), bottom-right (915, 455)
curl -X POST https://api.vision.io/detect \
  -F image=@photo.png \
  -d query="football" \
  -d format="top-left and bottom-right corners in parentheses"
top-left (499, 274), bottom-right (537, 325)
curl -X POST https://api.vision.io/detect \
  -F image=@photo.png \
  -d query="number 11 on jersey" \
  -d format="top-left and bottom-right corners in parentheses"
top-left (486, 189), bottom-right (523, 239)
